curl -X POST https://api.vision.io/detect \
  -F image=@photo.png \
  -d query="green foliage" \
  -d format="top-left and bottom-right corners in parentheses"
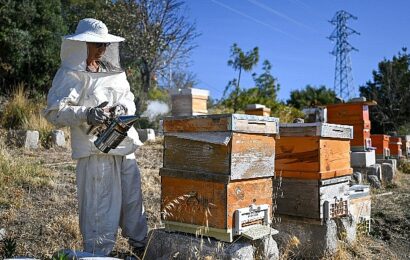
top-left (148, 86), bottom-right (170, 104)
top-left (287, 85), bottom-right (337, 109)
top-left (224, 43), bottom-right (259, 112)
top-left (1, 86), bottom-right (31, 129)
top-left (399, 159), bottom-right (410, 174)
top-left (360, 49), bottom-right (410, 133)
top-left (0, 0), bottom-right (67, 93)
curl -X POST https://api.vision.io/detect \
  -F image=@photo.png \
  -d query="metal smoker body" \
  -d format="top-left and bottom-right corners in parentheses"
top-left (91, 115), bottom-right (139, 153)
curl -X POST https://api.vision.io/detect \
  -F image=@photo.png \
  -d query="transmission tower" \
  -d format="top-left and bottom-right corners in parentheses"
top-left (328, 10), bottom-right (359, 101)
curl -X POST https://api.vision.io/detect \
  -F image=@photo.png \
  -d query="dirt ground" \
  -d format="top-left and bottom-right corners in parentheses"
top-left (1, 139), bottom-right (410, 259)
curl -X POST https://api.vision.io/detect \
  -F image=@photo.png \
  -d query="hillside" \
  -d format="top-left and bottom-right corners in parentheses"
top-left (0, 138), bottom-right (409, 259)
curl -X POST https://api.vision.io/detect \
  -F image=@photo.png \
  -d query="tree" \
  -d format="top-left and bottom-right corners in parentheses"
top-left (360, 49), bottom-right (410, 133)
top-left (224, 43), bottom-right (259, 112)
top-left (0, 0), bottom-right (66, 94)
top-left (222, 59), bottom-right (279, 110)
top-left (287, 85), bottom-right (337, 109)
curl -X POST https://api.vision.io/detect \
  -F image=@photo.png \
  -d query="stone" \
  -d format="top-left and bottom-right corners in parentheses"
top-left (51, 130), bottom-right (66, 147)
top-left (144, 229), bottom-right (279, 260)
top-left (367, 175), bottom-right (382, 189)
top-left (7, 130), bottom-right (39, 149)
top-left (273, 216), bottom-right (356, 258)
top-left (353, 164), bottom-right (382, 181)
top-left (352, 172), bottom-right (362, 184)
top-left (0, 228), bottom-right (5, 240)
top-left (137, 128), bottom-right (156, 143)
top-left (292, 118), bottom-right (304, 123)
top-left (350, 150), bottom-right (376, 168)
top-left (381, 163), bottom-right (394, 183)
top-left (53, 249), bottom-right (120, 259)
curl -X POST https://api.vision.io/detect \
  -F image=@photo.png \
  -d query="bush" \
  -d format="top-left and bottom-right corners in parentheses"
top-left (398, 159), bottom-right (410, 174)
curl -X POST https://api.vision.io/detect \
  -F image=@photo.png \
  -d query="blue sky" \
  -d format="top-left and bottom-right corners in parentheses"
top-left (183, 0), bottom-right (410, 102)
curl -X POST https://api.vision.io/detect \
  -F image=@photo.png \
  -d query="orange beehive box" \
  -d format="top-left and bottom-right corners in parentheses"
top-left (161, 176), bottom-right (273, 241)
top-left (389, 137), bottom-right (402, 158)
top-left (371, 134), bottom-right (390, 158)
top-left (275, 123), bottom-right (353, 180)
top-left (327, 101), bottom-right (376, 151)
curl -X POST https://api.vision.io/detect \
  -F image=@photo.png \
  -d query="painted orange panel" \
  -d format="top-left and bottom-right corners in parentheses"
top-left (327, 103), bottom-right (371, 123)
top-left (319, 139), bottom-right (351, 173)
top-left (161, 176), bottom-right (227, 229)
top-left (226, 178), bottom-right (273, 229)
top-left (371, 135), bottom-right (390, 155)
top-left (389, 137), bottom-right (402, 156)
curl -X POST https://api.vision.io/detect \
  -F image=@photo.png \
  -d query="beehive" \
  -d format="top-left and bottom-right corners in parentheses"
top-left (389, 137), bottom-right (402, 158)
top-left (244, 104), bottom-right (271, 116)
top-left (327, 101), bottom-right (376, 151)
top-left (371, 134), bottom-right (390, 159)
top-left (275, 123), bottom-right (353, 180)
top-left (400, 135), bottom-right (410, 158)
top-left (170, 88), bottom-right (209, 116)
top-left (274, 176), bottom-right (350, 221)
top-left (161, 114), bottom-right (279, 241)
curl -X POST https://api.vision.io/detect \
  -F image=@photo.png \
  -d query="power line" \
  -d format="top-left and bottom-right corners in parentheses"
top-left (328, 10), bottom-right (360, 101)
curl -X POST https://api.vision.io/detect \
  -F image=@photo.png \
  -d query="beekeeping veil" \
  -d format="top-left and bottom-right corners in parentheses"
top-left (61, 18), bottom-right (124, 73)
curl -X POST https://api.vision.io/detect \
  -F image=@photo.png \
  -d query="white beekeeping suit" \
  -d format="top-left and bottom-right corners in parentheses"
top-left (44, 18), bottom-right (147, 256)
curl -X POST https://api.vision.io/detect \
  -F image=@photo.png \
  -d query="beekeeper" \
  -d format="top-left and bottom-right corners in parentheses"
top-left (44, 18), bottom-right (147, 256)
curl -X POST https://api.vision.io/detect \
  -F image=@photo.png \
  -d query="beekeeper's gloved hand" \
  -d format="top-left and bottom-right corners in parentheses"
top-left (87, 102), bottom-right (109, 126)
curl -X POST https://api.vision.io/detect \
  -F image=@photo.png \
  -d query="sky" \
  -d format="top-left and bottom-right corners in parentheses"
top-left (182, 0), bottom-right (410, 102)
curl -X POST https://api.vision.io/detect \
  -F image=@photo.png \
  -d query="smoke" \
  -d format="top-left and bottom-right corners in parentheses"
top-left (142, 100), bottom-right (170, 121)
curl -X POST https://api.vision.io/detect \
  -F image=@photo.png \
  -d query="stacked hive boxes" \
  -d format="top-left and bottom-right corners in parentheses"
top-left (400, 135), bottom-right (410, 158)
top-left (160, 114), bottom-right (279, 242)
top-left (170, 88), bottom-right (209, 116)
top-left (274, 123), bottom-right (353, 222)
top-left (327, 101), bottom-right (376, 152)
top-left (326, 100), bottom-right (377, 169)
top-left (389, 137), bottom-right (402, 159)
top-left (371, 134), bottom-right (390, 159)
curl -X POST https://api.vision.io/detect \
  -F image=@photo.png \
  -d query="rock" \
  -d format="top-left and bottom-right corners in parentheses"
top-left (381, 163), bottom-right (394, 183)
top-left (273, 216), bottom-right (356, 258)
top-left (137, 129), bottom-right (156, 143)
top-left (292, 118), bottom-right (304, 123)
top-left (0, 228), bottom-right (5, 240)
top-left (144, 229), bottom-right (279, 260)
top-left (51, 130), bottom-right (66, 147)
top-left (52, 249), bottom-right (120, 259)
top-left (367, 175), bottom-right (382, 189)
top-left (7, 130), bottom-right (39, 149)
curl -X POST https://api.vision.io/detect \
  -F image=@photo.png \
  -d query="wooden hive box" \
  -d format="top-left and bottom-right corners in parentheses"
top-left (245, 104), bottom-right (271, 116)
top-left (327, 101), bottom-right (376, 151)
top-left (400, 135), bottom-right (410, 158)
top-left (171, 88), bottom-right (209, 116)
top-left (275, 123), bottom-right (353, 180)
top-left (389, 137), bottom-right (402, 158)
top-left (273, 176), bottom-right (350, 221)
top-left (161, 114), bottom-right (279, 241)
top-left (371, 134), bottom-right (390, 159)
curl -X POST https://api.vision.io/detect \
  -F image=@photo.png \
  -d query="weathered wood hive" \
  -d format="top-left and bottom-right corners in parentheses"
top-left (371, 134), bottom-right (390, 159)
top-left (161, 114), bottom-right (279, 242)
top-left (274, 123), bottom-right (353, 221)
top-left (400, 135), bottom-right (410, 158)
top-left (389, 137), bottom-right (402, 158)
top-left (170, 88), bottom-right (209, 116)
top-left (327, 101), bottom-right (376, 152)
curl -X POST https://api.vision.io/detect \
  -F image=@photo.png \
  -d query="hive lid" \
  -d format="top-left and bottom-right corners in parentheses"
top-left (163, 114), bottom-right (279, 134)
top-left (165, 132), bottom-right (232, 145)
top-left (279, 122), bottom-right (353, 139)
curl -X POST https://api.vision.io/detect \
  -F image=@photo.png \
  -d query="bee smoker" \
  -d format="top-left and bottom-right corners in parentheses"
top-left (93, 115), bottom-right (139, 153)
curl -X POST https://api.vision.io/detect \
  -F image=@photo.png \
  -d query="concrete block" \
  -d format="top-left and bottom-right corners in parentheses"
top-left (352, 172), bottom-right (362, 184)
top-left (51, 130), bottom-right (66, 147)
top-left (367, 175), bottom-right (382, 189)
top-left (377, 159), bottom-right (397, 172)
top-left (353, 164), bottom-right (382, 181)
top-left (7, 130), bottom-right (39, 149)
top-left (273, 216), bottom-right (356, 258)
top-left (381, 163), bottom-right (394, 183)
top-left (137, 128), bottom-right (156, 143)
top-left (350, 150), bottom-right (376, 167)
top-left (144, 229), bottom-right (279, 260)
